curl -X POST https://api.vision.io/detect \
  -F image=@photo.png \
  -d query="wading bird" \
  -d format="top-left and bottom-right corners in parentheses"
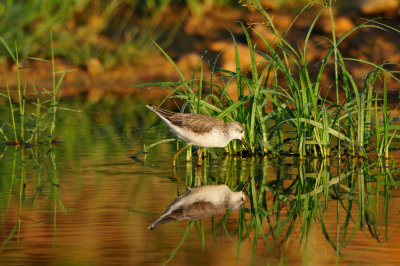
top-left (147, 104), bottom-right (252, 166)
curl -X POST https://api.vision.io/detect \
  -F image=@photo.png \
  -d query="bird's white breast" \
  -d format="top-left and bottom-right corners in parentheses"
top-left (174, 127), bottom-right (230, 148)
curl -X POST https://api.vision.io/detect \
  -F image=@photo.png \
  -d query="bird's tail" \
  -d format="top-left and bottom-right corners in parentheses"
top-left (147, 215), bottom-right (177, 230)
top-left (146, 104), bottom-right (175, 119)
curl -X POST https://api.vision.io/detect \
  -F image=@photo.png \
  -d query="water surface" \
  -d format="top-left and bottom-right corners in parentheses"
top-left (1, 105), bottom-right (400, 265)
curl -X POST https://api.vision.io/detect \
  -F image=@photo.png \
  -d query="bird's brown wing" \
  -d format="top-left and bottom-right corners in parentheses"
top-left (170, 113), bottom-right (224, 134)
top-left (147, 104), bottom-right (224, 134)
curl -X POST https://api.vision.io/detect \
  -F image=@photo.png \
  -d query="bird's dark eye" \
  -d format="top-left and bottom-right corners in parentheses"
top-left (241, 197), bottom-right (245, 201)
top-left (240, 129), bottom-right (243, 133)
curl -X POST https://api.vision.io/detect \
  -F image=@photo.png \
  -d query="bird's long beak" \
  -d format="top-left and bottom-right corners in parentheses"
top-left (240, 138), bottom-right (253, 156)
top-left (241, 176), bottom-right (253, 192)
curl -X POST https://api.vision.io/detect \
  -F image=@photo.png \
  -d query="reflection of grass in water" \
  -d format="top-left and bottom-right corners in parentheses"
top-left (164, 221), bottom-right (195, 265)
top-left (0, 34), bottom-right (72, 146)
top-left (244, 159), bottom-right (396, 262)
top-left (0, 146), bottom-right (66, 252)
top-left (161, 156), bottom-right (398, 264)
top-left (134, 0), bottom-right (400, 159)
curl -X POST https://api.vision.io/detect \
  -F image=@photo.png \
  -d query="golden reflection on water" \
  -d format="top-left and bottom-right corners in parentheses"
top-left (0, 139), bottom-right (400, 265)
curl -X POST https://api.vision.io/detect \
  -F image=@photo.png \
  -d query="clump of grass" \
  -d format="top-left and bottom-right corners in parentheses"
top-left (135, 0), bottom-right (400, 159)
top-left (0, 34), bottom-right (71, 146)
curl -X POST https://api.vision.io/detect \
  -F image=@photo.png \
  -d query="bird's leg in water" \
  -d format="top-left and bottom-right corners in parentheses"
top-left (197, 148), bottom-right (204, 166)
top-left (173, 143), bottom-right (190, 167)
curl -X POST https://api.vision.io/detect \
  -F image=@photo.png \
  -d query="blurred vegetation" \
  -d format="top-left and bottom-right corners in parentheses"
top-left (0, 0), bottom-right (313, 68)
top-left (0, 0), bottom-right (241, 68)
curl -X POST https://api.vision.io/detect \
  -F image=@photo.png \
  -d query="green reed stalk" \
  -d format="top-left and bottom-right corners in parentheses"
top-left (196, 61), bottom-right (204, 113)
top-left (5, 78), bottom-right (17, 142)
top-left (365, 74), bottom-right (375, 137)
top-left (31, 82), bottom-right (41, 145)
top-left (0, 37), bottom-right (17, 142)
top-left (49, 36), bottom-right (68, 143)
top-left (383, 75), bottom-right (389, 158)
top-left (49, 33), bottom-right (57, 140)
top-left (272, 66), bottom-right (284, 147)
top-left (14, 43), bottom-right (25, 143)
top-left (375, 94), bottom-right (382, 156)
top-left (327, 1), bottom-right (339, 105)
top-left (358, 93), bottom-right (366, 156)
top-left (0, 128), bottom-right (7, 143)
top-left (230, 31), bottom-right (248, 153)
top-left (231, 32), bottom-right (244, 101)
top-left (241, 24), bottom-right (258, 152)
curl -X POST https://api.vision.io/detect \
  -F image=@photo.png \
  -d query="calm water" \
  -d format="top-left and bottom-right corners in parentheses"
top-left (1, 104), bottom-right (400, 265)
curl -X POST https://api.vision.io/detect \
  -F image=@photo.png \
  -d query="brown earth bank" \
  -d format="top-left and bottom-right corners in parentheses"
top-left (0, 3), bottom-right (399, 105)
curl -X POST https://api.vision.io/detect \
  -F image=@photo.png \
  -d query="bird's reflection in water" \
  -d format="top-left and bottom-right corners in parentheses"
top-left (148, 185), bottom-right (245, 230)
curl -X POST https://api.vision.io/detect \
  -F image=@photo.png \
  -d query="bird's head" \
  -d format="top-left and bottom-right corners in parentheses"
top-left (226, 121), bottom-right (252, 155)
top-left (226, 121), bottom-right (245, 140)
top-left (227, 191), bottom-right (246, 211)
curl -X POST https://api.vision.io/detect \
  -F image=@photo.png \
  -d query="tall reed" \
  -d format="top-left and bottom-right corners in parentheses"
top-left (135, 0), bottom-right (400, 159)
top-left (0, 35), bottom-right (71, 145)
